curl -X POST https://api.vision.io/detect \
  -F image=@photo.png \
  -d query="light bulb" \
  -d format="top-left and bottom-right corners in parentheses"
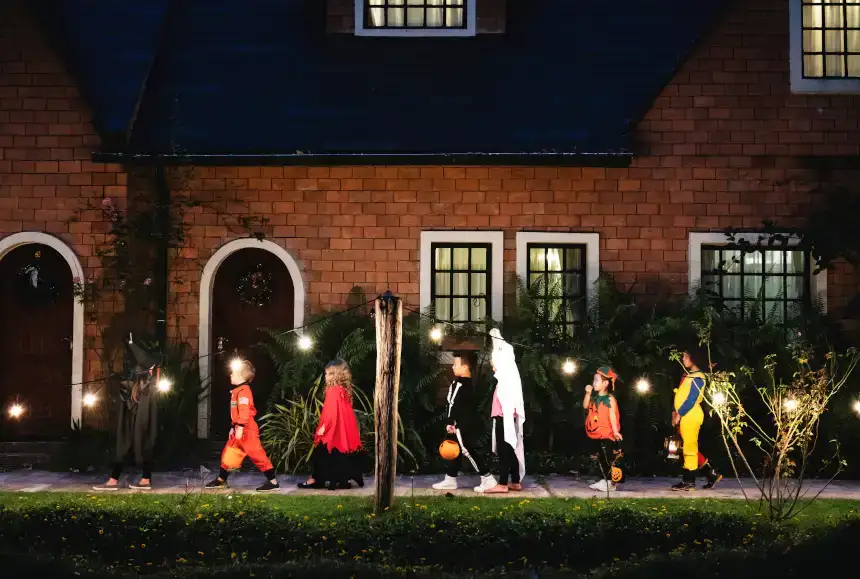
top-left (230, 358), bottom-right (243, 373)
top-left (635, 379), bottom-right (651, 394)
top-left (298, 335), bottom-right (312, 351)
top-left (852, 400), bottom-right (860, 415)
top-left (8, 403), bottom-right (24, 419)
top-left (712, 391), bottom-right (727, 406)
top-left (429, 326), bottom-right (443, 343)
top-left (157, 378), bottom-right (172, 393)
top-left (562, 359), bottom-right (577, 375)
top-left (83, 393), bottom-right (98, 407)
top-left (783, 398), bottom-right (799, 413)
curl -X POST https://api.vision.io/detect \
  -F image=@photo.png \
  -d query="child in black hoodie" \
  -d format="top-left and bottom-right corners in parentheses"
top-left (432, 351), bottom-right (496, 491)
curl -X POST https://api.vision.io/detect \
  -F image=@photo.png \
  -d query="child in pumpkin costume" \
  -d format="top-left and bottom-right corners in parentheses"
top-left (205, 359), bottom-right (280, 492)
top-left (583, 366), bottom-right (624, 492)
top-left (671, 346), bottom-right (722, 491)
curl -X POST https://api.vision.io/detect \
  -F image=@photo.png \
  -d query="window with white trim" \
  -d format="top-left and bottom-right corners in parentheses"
top-left (420, 231), bottom-right (504, 327)
top-left (790, 0), bottom-right (860, 92)
top-left (688, 233), bottom-right (828, 324)
top-left (515, 232), bottom-right (600, 338)
top-left (355, 0), bottom-right (476, 36)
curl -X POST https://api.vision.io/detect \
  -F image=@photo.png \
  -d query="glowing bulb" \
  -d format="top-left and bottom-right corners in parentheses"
top-left (298, 335), bottom-right (312, 351)
top-left (636, 379), bottom-right (651, 394)
top-left (230, 358), bottom-right (243, 373)
top-left (783, 398), bottom-right (799, 413)
top-left (8, 403), bottom-right (24, 419)
top-left (157, 378), bottom-right (172, 393)
top-left (562, 359), bottom-right (577, 375)
top-left (83, 393), bottom-right (98, 407)
top-left (712, 392), bottom-right (727, 406)
top-left (852, 400), bottom-right (860, 415)
top-left (429, 326), bottom-right (443, 343)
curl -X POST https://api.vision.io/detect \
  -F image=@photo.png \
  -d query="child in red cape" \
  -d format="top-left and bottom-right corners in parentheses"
top-left (298, 359), bottom-right (364, 491)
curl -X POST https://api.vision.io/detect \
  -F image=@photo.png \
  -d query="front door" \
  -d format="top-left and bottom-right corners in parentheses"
top-left (210, 248), bottom-right (295, 437)
top-left (0, 243), bottom-right (73, 440)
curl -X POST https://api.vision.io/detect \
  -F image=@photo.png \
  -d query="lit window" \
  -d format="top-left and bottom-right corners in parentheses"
top-left (801, 0), bottom-right (860, 78)
top-left (356, 0), bottom-right (476, 36)
top-left (526, 244), bottom-right (587, 337)
top-left (431, 244), bottom-right (490, 325)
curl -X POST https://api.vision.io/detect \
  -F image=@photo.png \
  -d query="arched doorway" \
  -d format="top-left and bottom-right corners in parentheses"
top-left (0, 241), bottom-right (75, 440)
top-left (199, 240), bottom-right (304, 438)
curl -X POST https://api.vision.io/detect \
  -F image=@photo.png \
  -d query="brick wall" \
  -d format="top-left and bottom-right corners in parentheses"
top-left (0, 0), bottom-right (128, 395)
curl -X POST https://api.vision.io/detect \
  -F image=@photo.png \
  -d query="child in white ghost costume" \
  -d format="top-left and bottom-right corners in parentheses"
top-left (477, 328), bottom-right (526, 493)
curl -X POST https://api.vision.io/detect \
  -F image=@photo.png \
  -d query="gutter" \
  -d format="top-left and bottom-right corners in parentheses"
top-left (92, 151), bottom-right (634, 167)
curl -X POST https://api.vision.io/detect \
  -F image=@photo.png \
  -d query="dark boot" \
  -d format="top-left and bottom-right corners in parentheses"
top-left (700, 462), bottom-right (723, 489)
top-left (671, 470), bottom-right (696, 491)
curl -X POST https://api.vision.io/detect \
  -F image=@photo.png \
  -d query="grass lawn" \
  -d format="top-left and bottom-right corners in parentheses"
top-left (1, 493), bottom-right (858, 577)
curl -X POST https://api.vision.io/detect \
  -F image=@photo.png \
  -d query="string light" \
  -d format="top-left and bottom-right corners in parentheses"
top-left (562, 359), bottom-right (577, 375)
top-left (853, 400), bottom-right (860, 416)
top-left (298, 335), bottom-right (313, 351)
top-left (230, 358), bottom-right (243, 373)
top-left (8, 403), bottom-right (24, 419)
top-left (429, 326), bottom-right (443, 343)
top-left (83, 393), bottom-right (98, 407)
top-left (635, 379), bottom-right (651, 394)
top-left (783, 398), bottom-right (799, 413)
top-left (712, 391), bottom-right (727, 406)
top-left (156, 377), bottom-right (173, 393)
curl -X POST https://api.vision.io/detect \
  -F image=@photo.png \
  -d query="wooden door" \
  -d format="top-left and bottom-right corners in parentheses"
top-left (210, 248), bottom-right (294, 437)
top-left (0, 244), bottom-right (73, 440)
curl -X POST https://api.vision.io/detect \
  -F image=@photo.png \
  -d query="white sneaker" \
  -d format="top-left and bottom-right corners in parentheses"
top-left (432, 475), bottom-right (459, 490)
top-left (473, 475), bottom-right (498, 493)
top-left (589, 479), bottom-right (616, 492)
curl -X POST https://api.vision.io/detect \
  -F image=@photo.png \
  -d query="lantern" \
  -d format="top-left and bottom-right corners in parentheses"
top-left (665, 434), bottom-right (682, 460)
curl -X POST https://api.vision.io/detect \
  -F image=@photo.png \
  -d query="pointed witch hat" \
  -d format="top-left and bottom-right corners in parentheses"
top-left (127, 341), bottom-right (159, 374)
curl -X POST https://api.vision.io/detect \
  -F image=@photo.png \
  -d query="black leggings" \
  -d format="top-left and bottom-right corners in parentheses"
top-left (111, 458), bottom-right (152, 481)
top-left (444, 426), bottom-right (489, 477)
top-left (493, 417), bottom-right (520, 485)
top-left (589, 438), bottom-right (624, 482)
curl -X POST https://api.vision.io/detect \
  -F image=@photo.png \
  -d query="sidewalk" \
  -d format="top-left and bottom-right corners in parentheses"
top-left (2, 470), bottom-right (860, 499)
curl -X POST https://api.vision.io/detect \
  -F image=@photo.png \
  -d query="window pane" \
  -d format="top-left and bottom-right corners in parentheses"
top-left (529, 273), bottom-right (544, 294)
top-left (453, 272), bottom-right (468, 295)
top-left (825, 29), bottom-right (845, 52)
top-left (745, 276), bottom-right (762, 299)
top-left (701, 274), bottom-right (719, 294)
top-left (369, 7), bottom-right (385, 26)
top-left (427, 7), bottom-right (444, 26)
top-left (723, 250), bottom-right (741, 273)
top-left (471, 247), bottom-right (487, 270)
top-left (787, 276), bottom-right (805, 299)
top-left (529, 248), bottom-right (545, 271)
top-left (471, 273), bottom-right (487, 297)
top-left (744, 301), bottom-right (761, 321)
top-left (786, 251), bottom-right (805, 274)
top-left (764, 250), bottom-right (784, 274)
top-left (724, 300), bottom-right (742, 316)
top-left (547, 298), bottom-right (562, 320)
top-left (435, 298), bottom-right (450, 321)
top-left (564, 273), bottom-right (583, 296)
top-left (452, 298), bottom-right (468, 322)
top-left (435, 247), bottom-right (451, 270)
top-left (546, 248), bottom-right (563, 271)
top-left (547, 273), bottom-right (563, 295)
top-left (765, 302), bottom-right (785, 324)
top-left (826, 54), bottom-right (846, 76)
top-left (446, 7), bottom-right (463, 26)
top-left (803, 5), bottom-right (823, 28)
top-left (471, 298), bottom-right (486, 322)
top-left (388, 7), bottom-right (405, 26)
top-left (825, 6), bottom-right (844, 28)
top-left (743, 251), bottom-right (762, 274)
top-left (406, 7), bottom-right (423, 26)
top-left (765, 276), bottom-right (784, 299)
top-left (849, 54), bottom-right (860, 77)
top-left (805, 54), bottom-right (825, 77)
top-left (452, 247), bottom-right (469, 269)
top-left (434, 273), bottom-right (451, 296)
top-left (804, 29), bottom-right (824, 52)
top-left (565, 247), bottom-right (583, 270)
top-left (702, 249), bottom-right (721, 273)
top-left (722, 276), bottom-right (743, 299)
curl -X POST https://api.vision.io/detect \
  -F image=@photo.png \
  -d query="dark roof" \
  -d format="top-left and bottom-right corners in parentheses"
top-left (35, 0), bottom-right (727, 159)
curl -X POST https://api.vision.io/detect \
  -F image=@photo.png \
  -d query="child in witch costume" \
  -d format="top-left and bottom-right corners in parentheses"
top-left (298, 359), bottom-right (364, 491)
top-left (478, 329), bottom-right (526, 494)
top-left (671, 345), bottom-right (722, 491)
top-left (583, 366), bottom-right (624, 492)
top-left (93, 339), bottom-right (160, 491)
top-left (432, 351), bottom-right (495, 491)
top-left (205, 359), bottom-right (280, 492)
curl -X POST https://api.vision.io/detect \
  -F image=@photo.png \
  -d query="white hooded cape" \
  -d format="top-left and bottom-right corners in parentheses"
top-left (489, 328), bottom-right (526, 482)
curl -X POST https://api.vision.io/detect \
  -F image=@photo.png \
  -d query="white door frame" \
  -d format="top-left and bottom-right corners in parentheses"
top-left (0, 232), bottom-right (86, 428)
top-left (197, 238), bottom-right (306, 438)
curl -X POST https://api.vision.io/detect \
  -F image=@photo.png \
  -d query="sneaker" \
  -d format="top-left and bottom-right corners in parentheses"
top-left (92, 483), bottom-right (120, 492)
top-left (128, 481), bottom-right (152, 491)
top-left (204, 478), bottom-right (227, 490)
top-left (256, 480), bottom-right (280, 493)
top-left (589, 479), bottom-right (616, 492)
top-left (671, 480), bottom-right (696, 491)
top-left (473, 474), bottom-right (498, 493)
top-left (702, 474), bottom-right (723, 490)
top-left (432, 475), bottom-right (459, 490)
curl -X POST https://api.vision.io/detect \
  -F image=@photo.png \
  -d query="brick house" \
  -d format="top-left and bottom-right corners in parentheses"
top-left (1, 0), bottom-right (859, 440)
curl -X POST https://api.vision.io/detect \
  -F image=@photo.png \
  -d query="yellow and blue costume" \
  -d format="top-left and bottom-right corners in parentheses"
top-left (672, 370), bottom-right (721, 489)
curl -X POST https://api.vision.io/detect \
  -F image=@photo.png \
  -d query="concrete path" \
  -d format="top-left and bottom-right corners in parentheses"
top-left (2, 469), bottom-right (860, 499)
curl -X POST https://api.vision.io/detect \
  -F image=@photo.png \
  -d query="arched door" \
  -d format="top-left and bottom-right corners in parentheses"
top-left (210, 248), bottom-right (295, 437)
top-left (0, 244), bottom-right (73, 440)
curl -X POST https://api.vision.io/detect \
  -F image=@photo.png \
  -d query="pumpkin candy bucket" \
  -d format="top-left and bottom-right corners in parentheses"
top-left (439, 439), bottom-right (461, 461)
top-left (221, 442), bottom-right (246, 470)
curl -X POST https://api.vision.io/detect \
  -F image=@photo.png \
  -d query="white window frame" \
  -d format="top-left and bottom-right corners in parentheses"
top-left (419, 230), bottom-right (504, 323)
top-left (688, 232), bottom-right (827, 312)
top-left (354, 0), bottom-right (477, 37)
top-left (515, 232), bottom-right (600, 317)
top-left (789, 0), bottom-right (860, 94)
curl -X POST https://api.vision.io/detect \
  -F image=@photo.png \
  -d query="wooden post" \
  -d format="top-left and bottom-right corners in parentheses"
top-left (374, 291), bottom-right (403, 513)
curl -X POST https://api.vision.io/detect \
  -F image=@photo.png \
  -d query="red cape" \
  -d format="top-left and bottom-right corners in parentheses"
top-left (314, 385), bottom-right (362, 453)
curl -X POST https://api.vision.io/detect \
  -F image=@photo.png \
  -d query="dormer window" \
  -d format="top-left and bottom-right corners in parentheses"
top-left (354, 0), bottom-right (477, 36)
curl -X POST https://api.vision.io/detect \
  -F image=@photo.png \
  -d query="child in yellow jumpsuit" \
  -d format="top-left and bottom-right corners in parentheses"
top-left (671, 346), bottom-right (722, 491)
